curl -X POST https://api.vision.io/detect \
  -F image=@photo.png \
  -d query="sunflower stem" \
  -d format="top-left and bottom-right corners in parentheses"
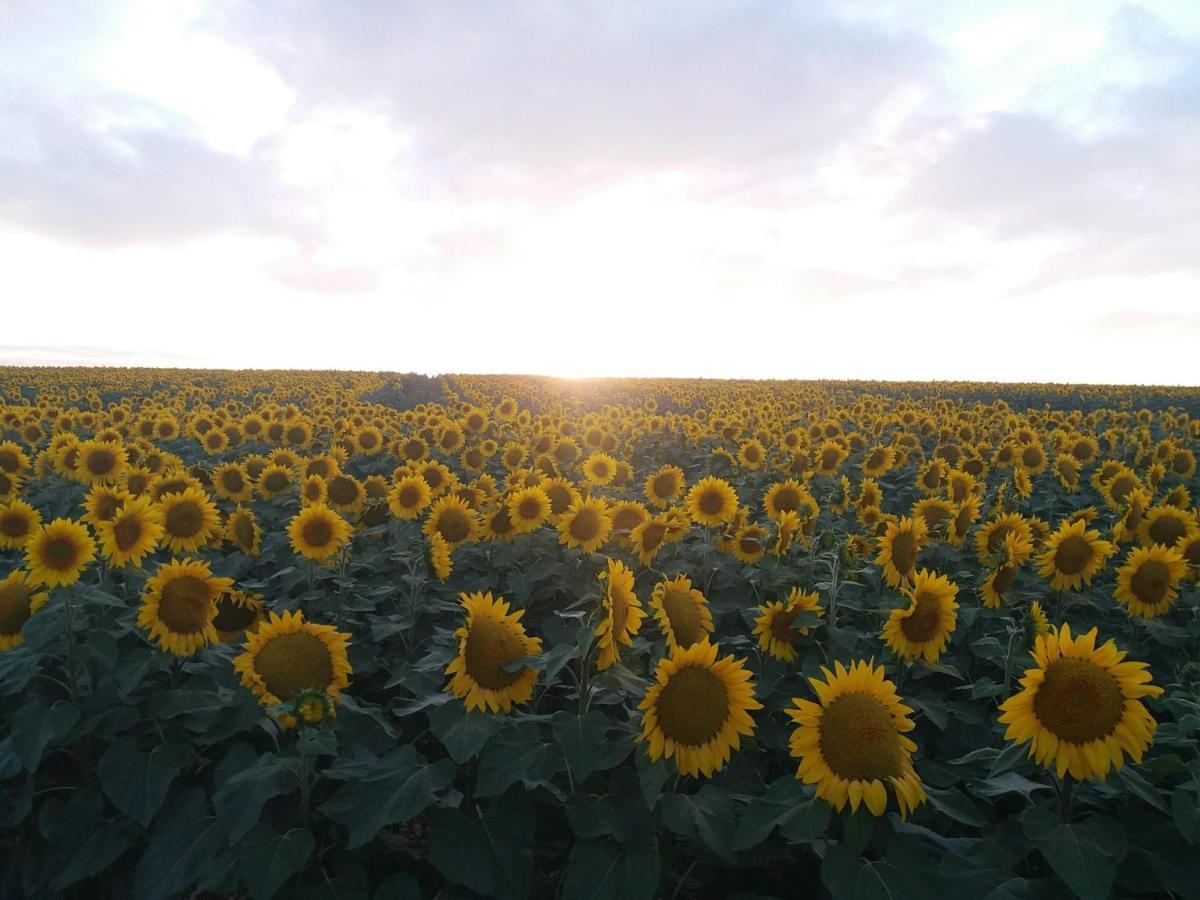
top-left (1057, 773), bottom-right (1076, 823)
top-left (61, 587), bottom-right (77, 701)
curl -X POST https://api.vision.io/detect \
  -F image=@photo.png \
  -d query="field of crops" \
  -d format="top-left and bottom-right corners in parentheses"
top-left (0, 369), bottom-right (1198, 899)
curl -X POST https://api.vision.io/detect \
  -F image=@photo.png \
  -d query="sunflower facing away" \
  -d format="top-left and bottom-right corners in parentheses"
top-left (25, 518), bottom-right (96, 587)
top-left (234, 609), bottom-right (352, 714)
top-left (787, 659), bottom-right (926, 818)
top-left (137, 557), bottom-right (234, 656)
top-left (650, 574), bottom-right (715, 651)
top-left (557, 496), bottom-right (612, 554)
top-left (882, 569), bottom-right (958, 662)
top-left (595, 558), bottom-right (646, 671)
top-left (753, 587), bottom-right (823, 662)
top-left (1114, 544), bottom-right (1187, 619)
top-left (685, 476), bottom-right (739, 526)
top-left (638, 640), bottom-right (761, 778)
top-left (999, 623), bottom-right (1162, 780)
top-left (1036, 518), bottom-right (1115, 592)
top-left (0, 570), bottom-right (50, 651)
top-left (875, 516), bottom-right (927, 588)
top-left (97, 496), bottom-right (164, 568)
top-left (444, 591), bottom-right (542, 713)
top-left (288, 503), bottom-right (352, 561)
top-left (429, 533), bottom-right (453, 581)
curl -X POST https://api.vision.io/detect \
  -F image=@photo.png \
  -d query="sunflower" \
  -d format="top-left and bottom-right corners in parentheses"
top-left (637, 641), bottom-right (761, 778)
top-left (595, 558), bottom-right (645, 671)
top-left (213, 590), bottom-right (264, 642)
top-left (1181, 527), bottom-right (1200, 581)
top-left (630, 514), bottom-right (670, 566)
top-left (582, 452), bottom-right (618, 487)
top-left (650, 574), bottom-right (714, 651)
top-left (424, 495), bottom-right (479, 547)
top-left (1027, 601), bottom-right (1051, 637)
top-left (999, 623), bottom-right (1162, 780)
top-left (752, 587), bottom-right (823, 662)
top-left (609, 500), bottom-right (649, 546)
top-left (882, 569), bottom-right (958, 662)
top-left (234, 609), bottom-right (352, 713)
top-left (685, 476), bottom-right (738, 526)
top-left (157, 486), bottom-right (221, 554)
top-left (0, 571), bottom-right (50, 651)
top-left (212, 463), bottom-right (253, 503)
top-left (974, 512), bottom-right (1033, 565)
top-left (912, 498), bottom-right (955, 540)
top-left (481, 502), bottom-right (518, 542)
top-left (225, 505), bottom-right (261, 557)
top-left (256, 463), bottom-right (293, 500)
top-left (288, 503), bottom-right (352, 561)
top-left (0, 469), bottom-right (22, 499)
top-left (737, 439), bottom-right (767, 470)
top-left (75, 439), bottom-right (128, 485)
top-left (387, 475), bottom-right (432, 521)
top-left (788, 659), bottom-right (925, 818)
top-left (1139, 506), bottom-right (1194, 549)
top-left (444, 591), bottom-right (542, 713)
top-left (0, 499), bottom-right (42, 549)
top-left (639, 464), bottom-right (682, 509)
top-left (0, 441), bottom-right (30, 476)
top-left (557, 496), bottom-right (612, 554)
top-left (82, 484), bottom-right (130, 530)
top-left (97, 496), bottom-right (163, 568)
top-left (763, 479), bottom-right (814, 523)
top-left (875, 516), bottom-right (927, 588)
top-left (731, 523), bottom-right (769, 564)
top-left (947, 496), bottom-right (980, 548)
top-left (137, 557), bottom-right (233, 656)
top-left (916, 459), bottom-right (948, 496)
top-left (1036, 518), bottom-right (1115, 592)
top-left (429, 533), bottom-right (453, 581)
top-left (507, 486), bottom-right (551, 534)
top-left (25, 518), bottom-right (95, 587)
top-left (1114, 544), bottom-right (1187, 619)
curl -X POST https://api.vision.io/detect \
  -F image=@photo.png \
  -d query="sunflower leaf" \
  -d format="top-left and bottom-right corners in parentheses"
top-left (239, 825), bottom-right (315, 900)
top-left (1035, 817), bottom-right (1126, 900)
top-left (563, 838), bottom-right (659, 900)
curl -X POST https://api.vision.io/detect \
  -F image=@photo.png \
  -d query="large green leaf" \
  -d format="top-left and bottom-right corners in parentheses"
top-left (562, 838), bottom-right (659, 900)
top-left (321, 750), bottom-right (455, 848)
top-left (10, 700), bottom-right (78, 771)
top-left (822, 844), bottom-right (929, 900)
top-left (476, 722), bottom-right (563, 797)
top-left (661, 785), bottom-right (738, 863)
top-left (133, 789), bottom-right (227, 900)
top-left (427, 797), bottom-right (535, 900)
top-left (427, 701), bottom-right (503, 763)
top-left (98, 737), bottom-right (190, 828)
top-left (240, 826), bottom-right (315, 900)
top-left (733, 777), bottom-right (826, 850)
top-left (213, 752), bottom-right (295, 843)
top-left (1035, 816), bottom-right (1127, 900)
top-left (552, 710), bottom-right (610, 783)
top-left (1172, 787), bottom-right (1200, 845)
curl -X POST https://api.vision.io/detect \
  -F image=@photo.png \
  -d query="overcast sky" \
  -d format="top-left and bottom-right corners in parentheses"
top-left (2, 1), bottom-right (1198, 383)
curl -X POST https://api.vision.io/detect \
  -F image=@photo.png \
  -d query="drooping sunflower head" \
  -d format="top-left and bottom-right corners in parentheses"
top-left (1114, 543), bottom-right (1188, 619)
top-left (999, 623), bottom-right (1162, 780)
top-left (0, 499), bottom-right (42, 550)
top-left (288, 503), bottom-right (352, 561)
top-left (25, 518), bottom-right (96, 587)
top-left (787, 659), bottom-right (925, 818)
top-left (444, 591), bottom-right (542, 713)
top-left (137, 557), bottom-right (234, 656)
top-left (875, 516), bottom-right (927, 588)
top-left (753, 587), bottom-right (823, 662)
top-left (556, 496), bottom-right (612, 554)
top-left (429, 533), bottom-right (453, 581)
top-left (638, 641), bottom-right (762, 778)
top-left (595, 558), bottom-right (645, 671)
top-left (234, 609), bottom-right (352, 711)
top-left (650, 574), bottom-right (714, 651)
top-left (0, 570), bottom-right (50, 651)
top-left (882, 569), bottom-right (959, 662)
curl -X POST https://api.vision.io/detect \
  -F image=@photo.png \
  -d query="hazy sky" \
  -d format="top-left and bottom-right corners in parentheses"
top-left (2, 1), bottom-right (1198, 382)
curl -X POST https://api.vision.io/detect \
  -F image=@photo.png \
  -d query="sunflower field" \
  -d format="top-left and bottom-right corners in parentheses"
top-left (1, 369), bottom-right (1199, 900)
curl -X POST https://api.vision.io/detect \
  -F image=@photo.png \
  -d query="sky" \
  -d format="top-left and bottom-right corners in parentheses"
top-left (1, 0), bottom-right (1198, 383)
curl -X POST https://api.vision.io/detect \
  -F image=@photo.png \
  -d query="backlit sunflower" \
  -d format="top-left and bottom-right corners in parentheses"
top-left (787, 659), bottom-right (925, 818)
top-left (234, 609), bottom-right (352, 714)
top-left (0, 571), bottom-right (49, 651)
top-left (882, 569), bottom-right (958, 662)
top-left (999, 623), bottom-right (1162, 780)
top-left (97, 496), bottom-right (163, 567)
top-left (424, 495), bottom-right (479, 547)
top-left (213, 589), bottom-right (263, 642)
top-left (0, 499), bottom-right (42, 549)
top-left (557, 496), bottom-right (612, 554)
top-left (25, 518), bottom-right (95, 587)
top-left (444, 591), bottom-right (541, 713)
top-left (595, 558), bottom-right (645, 670)
top-left (637, 640), bottom-right (761, 778)
top-left (875, 516), bottom-right (927, 588)
top-left (1113, 544), bottom-right (1187, 619)
top-left (685, 476), bottom-right (738, 526)
top-left (650, 574), bottom-right (714, 650)
top-left (1036, 518), bottom-right (1115, 592)
top-left (157, 486), bottom-right (221, 554)
top-left (137, 557), bottom-right (233, 656)
top-left (507, 486), bottom-right (551, 534)
top-left (288, 503), bottom-right (352, 561)
top-left (753, 587), bottom-right (823, 662)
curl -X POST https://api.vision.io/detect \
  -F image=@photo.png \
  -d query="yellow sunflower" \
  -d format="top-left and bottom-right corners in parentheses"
top-left (595, 558), bottom-right (645, 671)
top-left (137, 557), bottom-right (234, 656)
top-left (234, 609), bottom-right (352, 713)
top-left (630, 514), bottom-right (670, 566)
top-left (1028, 601), bottom-right (1051, 637)
top-left (0, 498), bottom-right (42, 550)
top-left (1113, 544), bottom-right (1187, 619)
top-left (557, 496), bottom-right (612, 554)
top-left (157, 486), bottom-right (221, 553)
top-left (387, 475), bottom-right (432, 521)
top-left (0, 571), bottom-right (50, 651)
top-left (256, 463), bottom-right (294, 500)
top-left (75, 439), bottom-right (128, 485)
top-left (226, 505), bottom-right (261, 556)
top-left (813, 440), bottom-right (848, 477)
top-left (481, 502), bottom-right (518, 542)
top-left (299, 474), bottom-right (327, 506)
top-left (444, 592), bottom-right (542, 713)
top-left (685, 476), bottom-right (739, 526)
top-left (882, 569), bottom-right (958, 662)
top-left (731, 523), bottom-right (769, 564)
top-left (25, 518), bottom-right (95, 587)
top-left (772, 510), bottom-right (802, 556)
top-left (211, 463), bottom-right (253, 503)
top-left (975, 512), bottom-right (1033, 565)
top-left (787, 659), bottom-right (925, 818)
top-left (1036, 518), bottom-right (1115, 592)
top-left (609, 500), bottom-right (649, 545)
top-left (875, 516), bottom-right (927, 588)
top-left (644, 465), bottom-right (685, 508)
top-left (429, 533), bottom-right (453, 581)
top-left (1138, 505), bottom-right (1195, 550)
top-left (737, 439), bottom-right (767, 470)
top-left (860, 444), bottom-right (896, 477)
top-left (650, 574), bottom-right (714, 651)
top-left (763, 479), bottom-right (815, 523)
top-left (213, 590), bottom-right (264, 643)
top-left (582, 452), bottom-right (618, 486)
top-left (288, 503), bottom-right (352, 561)
top-left (325, 473), bottom-right (366, 515)
top-left (540, 476), bottom-right (581, 520)
top-left (638, 640), bottom-right (761, 778)
top-left (999, 623), bottom-right (1162, 780)
top-left (97, 496), bottom-right (163, 568)
top-left (424, 495), bottom-right (479, 548)
top-left (507, 486), bottom-right (551, 534)
top-left (752, 587), bottom-right (823, 662)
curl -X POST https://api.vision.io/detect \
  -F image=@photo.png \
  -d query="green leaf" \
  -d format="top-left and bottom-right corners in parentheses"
top-left (427, 701), bottom-right (503, 763)
top-left (988, 740), bottom-right (1033, 777)
top-left (133, 789), bottom-right (226, 900)
top-left (553, 710), bottom-right (610, 783)
top-left (974, 771), bottom-right (1052, 799)
top-left (10, 700), bottom-right (78, 771)
top-left (733, 777), bottom-right (816, 850)
top-left (321, 752), bottom-right (455, 848)
top-left (660, 785), bottom-right (737, 864)
top-left (563, 838), bottom-right (659, 900)
top-left (476, 723), bottom-right (563, 797)
top-left (1110, 766), bottom-right (1168, 815)
top-left (54, 821), bottom-right (134, 890)
top-left (779, 798), bottom-right (833, 843)
top-left (240, 826), bottom-right (315, 900)
top-left (1172, 787), bottom-right (1200, 845)
top-left (635, 752), bottom-right (670, 810)
top-left (98, 738), bottom-right (190, 828)
top-left (821, 844), bottom-right (927, 900)
top-left (213, 752), bottom-right (294, 843)
top-left (1035, 817), bottom-right (1127, 900)
top-left (926, 786), bottom-right (989, 828)
top-left (428, 798), bottom-right (534, 900)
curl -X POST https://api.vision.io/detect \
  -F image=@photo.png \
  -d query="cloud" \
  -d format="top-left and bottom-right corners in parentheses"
top-left (1083, 309), bottom-right (1200, 337)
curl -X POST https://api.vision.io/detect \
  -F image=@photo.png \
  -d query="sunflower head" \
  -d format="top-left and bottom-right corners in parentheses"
top-left (882, 569), bottom-right (959, 662)
top-left (556, 496), bottom-right (612, 554)
top-left (1114, 543), bottom-right (1187, 618)
top-left (875, 516), bottom-right (927, 588)
top-left (649, 575), bottom-right (714, 651)
top-left (25, 518), bottom-right (96, 587)
top-left (137, 557), bottom-right (234, 656)
top-left (0, 570), bottom-right (50, 651)
top-left (444, 592), bottom-right (542, 713)
top-left (288, 503), bottom-right (352, 561)
top-left (685, 476), bottom-right (738, 526)
top-left (595, 558), bottom-right (645, 671)
top-left (0, 499), bottom-right (42, 550)
top-left (424, 495), bottom-right (479, 547)
top-left (753, 587), bottom-right (823, 662)
top-left (234, 609), bottom-right (352, 713)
